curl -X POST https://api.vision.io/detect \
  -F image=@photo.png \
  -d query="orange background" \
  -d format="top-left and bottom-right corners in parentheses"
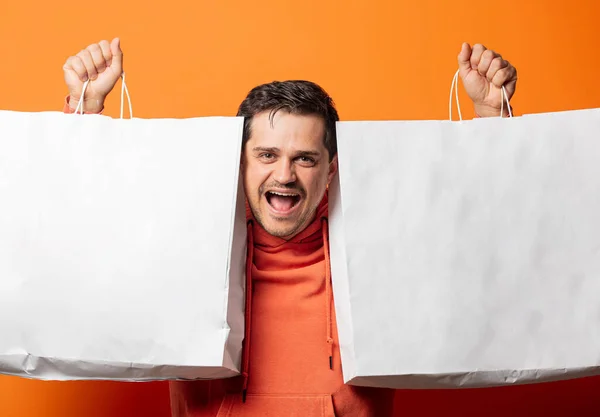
top-left (1, 0), bottom-right (600, 416)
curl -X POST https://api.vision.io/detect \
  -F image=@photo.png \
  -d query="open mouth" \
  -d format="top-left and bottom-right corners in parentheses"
top-left (265, 191), bottom-right (301, 214)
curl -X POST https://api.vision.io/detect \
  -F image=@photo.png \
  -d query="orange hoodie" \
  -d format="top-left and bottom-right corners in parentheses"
top-left (63, 100), bottom-right (395, 416)
top-left (169, 195), bottom-right (395, 416)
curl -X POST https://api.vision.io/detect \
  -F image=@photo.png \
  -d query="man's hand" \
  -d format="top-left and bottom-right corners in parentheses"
top-left (63, 38), bottom-right (123, 113)
top-left (458, 43), bottom-right (517, 117)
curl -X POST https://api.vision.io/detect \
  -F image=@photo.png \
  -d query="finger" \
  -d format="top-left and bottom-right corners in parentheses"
top-left (97, 40), bottom-right (112, 68)
top-left (486, 57), bottom-right (508, 82)
top-left (477, 49), bottom-right (501, 77)
top-left (470, 43), bottom-right (487, 72)
top-left (86, 43), bottom-right (107, 73)
top-left (491, 65), bottom-right (517, 89)
top-left (110, 37), bottom-right (123, 74)
top-left (76, 49), bottom-right (98, 81)
top-left (457, 42), bottom-right (472, 74)
top-left (64, 56), bottom-right (88, 82)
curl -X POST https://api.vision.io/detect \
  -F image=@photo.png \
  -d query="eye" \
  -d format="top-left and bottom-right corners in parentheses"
top-left (296, 156), bottom-right (316, 166)
top-left (259, 153), bottom-right (274, 160)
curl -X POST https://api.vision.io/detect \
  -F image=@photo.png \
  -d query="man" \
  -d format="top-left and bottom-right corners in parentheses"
top-left (62, 38), bottom-right (518, 416)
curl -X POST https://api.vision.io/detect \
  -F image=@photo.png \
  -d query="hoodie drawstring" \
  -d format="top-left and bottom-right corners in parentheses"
top-left (242, 220), bottom-right (254, 403)
top-left (321, 218), bottom-right (334, 370)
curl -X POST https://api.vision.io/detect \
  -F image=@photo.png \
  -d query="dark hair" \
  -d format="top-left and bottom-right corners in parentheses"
top-left (236, 80), bottom-right (339, 161)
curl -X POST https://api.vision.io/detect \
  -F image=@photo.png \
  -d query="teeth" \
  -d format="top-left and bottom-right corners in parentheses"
top-left (269, 191), bottom-right (298, 197)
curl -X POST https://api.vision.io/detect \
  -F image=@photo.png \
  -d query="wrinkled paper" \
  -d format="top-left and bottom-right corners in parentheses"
top-left (330, 108), bottom-right (600, 388)
top-left (0, 111), bottom-right (247, 381)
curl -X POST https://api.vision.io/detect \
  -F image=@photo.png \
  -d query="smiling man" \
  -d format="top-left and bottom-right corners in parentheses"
top-left (62, 38), bottom-right (517, 416)
top-left (239, 84), bottom-right (338, 240)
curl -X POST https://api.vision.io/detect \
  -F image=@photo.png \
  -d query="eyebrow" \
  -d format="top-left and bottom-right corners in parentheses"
top-left (252, 147), bottom-right (279, 154)
top-left (252, 147), bottom-right (321, 157)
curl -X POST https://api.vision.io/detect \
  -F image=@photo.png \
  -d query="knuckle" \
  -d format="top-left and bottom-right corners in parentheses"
top-left (87, 43), bottom-right (101, 52)
top-left (98, 40), bottom-right (111, 54)
top-left (495, 68), bottom-right (508, 80)
top-left (74, 66), bottom-right (87, 77)
top-left (491, 57), bottom-right (503, 69)
top-left (71, 56), bottom-right (84, 68)
top-left (84, 60), bottom-right (97, 73)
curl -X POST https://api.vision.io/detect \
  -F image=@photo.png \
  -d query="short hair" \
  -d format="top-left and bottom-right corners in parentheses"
top-left (236, 80), bottom-right (339, 161)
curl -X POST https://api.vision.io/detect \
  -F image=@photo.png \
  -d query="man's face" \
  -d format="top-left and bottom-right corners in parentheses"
top-left (242, 111), bottom-right (337, 239)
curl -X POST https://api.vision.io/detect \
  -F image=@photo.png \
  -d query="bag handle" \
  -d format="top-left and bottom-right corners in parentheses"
top-left (74, 72), bottom-right (133, 119)
top-left (449, 69), bottom-right (511, 121)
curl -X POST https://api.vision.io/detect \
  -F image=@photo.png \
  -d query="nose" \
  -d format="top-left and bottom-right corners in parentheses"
top-left (273, 158), bottom-right (296, 185)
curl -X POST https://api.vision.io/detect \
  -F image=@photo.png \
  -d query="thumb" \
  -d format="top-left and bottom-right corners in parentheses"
top-left (110, 37), bottom-right (123, 73)
top-left (457, 42), bottom-right (472, 76)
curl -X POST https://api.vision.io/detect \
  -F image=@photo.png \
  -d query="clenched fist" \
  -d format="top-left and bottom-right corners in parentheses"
top-left (63, 38), bottom-right (123, 113)
top-left (458, 43), bottom-right (518, 117)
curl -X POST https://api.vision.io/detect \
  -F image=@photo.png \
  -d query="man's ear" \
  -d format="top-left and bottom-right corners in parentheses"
top-left (327, 154), bottom-right (338, 186)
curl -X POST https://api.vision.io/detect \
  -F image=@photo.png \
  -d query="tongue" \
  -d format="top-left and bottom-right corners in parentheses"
top-left (270, 195), bottom-right (296, 212)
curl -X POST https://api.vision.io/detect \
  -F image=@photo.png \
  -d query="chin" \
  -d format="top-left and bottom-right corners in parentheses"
top-left (262, 220), bottom-right (299, 239)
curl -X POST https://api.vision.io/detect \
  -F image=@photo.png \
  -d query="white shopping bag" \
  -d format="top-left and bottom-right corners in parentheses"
top-left (329, 107), bottom-right (600, 389)
top-left (0, 109), bottom-right (246, 381)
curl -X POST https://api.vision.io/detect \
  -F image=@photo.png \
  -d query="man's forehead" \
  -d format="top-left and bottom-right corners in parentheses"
top-left (248, 111), bottom-right (326, 149)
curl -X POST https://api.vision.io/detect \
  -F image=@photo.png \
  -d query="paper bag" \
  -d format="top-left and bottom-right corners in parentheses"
top-left (0, 111), bottom-right (246, 381)
top-left (329, 108), bottom-right (600, 389)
